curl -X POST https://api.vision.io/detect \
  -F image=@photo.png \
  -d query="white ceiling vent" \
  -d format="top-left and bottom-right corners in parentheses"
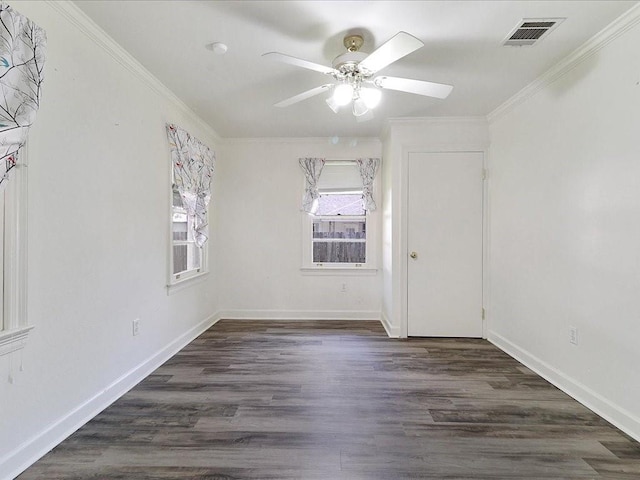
top-left (503, 18), bottom-right (565, 46)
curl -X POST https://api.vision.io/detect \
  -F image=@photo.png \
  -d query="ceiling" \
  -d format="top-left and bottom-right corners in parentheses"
top-left (74, 1), bottom-right (637, 139)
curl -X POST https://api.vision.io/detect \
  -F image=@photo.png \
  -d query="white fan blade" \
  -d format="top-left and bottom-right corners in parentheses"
top-left (375, 76), bottom-right (453, 99)
top-left (358, 32), bottom-right (424, 74)
top-left (274, 84), bottom-right (333, 107)
top-left (263, 52), bottom-right (337, 75)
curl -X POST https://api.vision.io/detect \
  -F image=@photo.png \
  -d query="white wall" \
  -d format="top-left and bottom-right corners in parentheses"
top-left (488, 9), bottom-right (640, 440)
top-left (380, 130), bottom-right (395, 334)
top-left (0, 3), bottom-right (221, 477)
top-left (381, 118), bottom-right (490, 337)
top-left (217, 138), bottom-right (382, 320)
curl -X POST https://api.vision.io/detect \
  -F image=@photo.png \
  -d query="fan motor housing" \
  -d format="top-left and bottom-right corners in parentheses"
top-left (332, 51), bottom-right (368, 72)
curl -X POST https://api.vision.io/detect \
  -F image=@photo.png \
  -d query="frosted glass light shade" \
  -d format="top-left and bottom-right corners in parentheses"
top-left (360, 87), bottom-right (382, 109)
top-left (352, 98), bottom-right (369, 117)
top-left (333, 84), bottom-right (354, 106)
top-left (325, 96), bottom-right (340, 113)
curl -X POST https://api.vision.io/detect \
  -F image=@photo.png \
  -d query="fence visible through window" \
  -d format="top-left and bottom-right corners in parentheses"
top-left (312, 193), bottom-right (366, 264)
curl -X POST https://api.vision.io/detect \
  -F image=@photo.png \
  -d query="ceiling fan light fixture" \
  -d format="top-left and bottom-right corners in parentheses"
top-left (265, 30), bottom-right (454, 120)
top-left (333, 83), bottom-right (354, 106)
top-left (360, 87), bottom-right (382, 109)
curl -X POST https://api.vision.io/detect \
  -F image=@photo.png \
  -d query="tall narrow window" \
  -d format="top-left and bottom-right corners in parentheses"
top-left (0, 156), bottom-right (30, 355)
top-left (0, 184), bottom-right (6, 332)
top-left (0, 3), bottom-right (46, 353)
top-left (165, 123), bottom-right (214, 289)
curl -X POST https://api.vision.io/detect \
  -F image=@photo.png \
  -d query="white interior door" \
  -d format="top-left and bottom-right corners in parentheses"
top-left (407, 151), bottom-right (483, 337)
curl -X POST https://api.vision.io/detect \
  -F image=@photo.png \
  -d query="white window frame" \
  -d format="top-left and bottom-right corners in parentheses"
top-left (166, 180), bottom-right (208, 295)
top-left (301, 161), bottom-right (377, 274)
top-left (0, 147), bottom-right (32, 356)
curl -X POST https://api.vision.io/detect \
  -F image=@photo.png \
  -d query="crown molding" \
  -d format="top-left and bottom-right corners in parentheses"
top-left (45, 1), bottom-right (221, 144)
top-left (221, 136), bottom-right (381, 145)
top-left (487, 3), bottom-right (640, 124)
top-left (386, 116), bottom-right (488, 126)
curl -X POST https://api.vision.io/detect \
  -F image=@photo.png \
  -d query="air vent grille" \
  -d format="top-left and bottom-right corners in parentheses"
top-left (504, 18), bottom-right (565, 47)
top-left (510, 28), bottom-right (549, 41)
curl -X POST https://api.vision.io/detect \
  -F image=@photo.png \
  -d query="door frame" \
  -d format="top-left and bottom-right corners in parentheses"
top-left (399, 144), bottom-right (490, 338)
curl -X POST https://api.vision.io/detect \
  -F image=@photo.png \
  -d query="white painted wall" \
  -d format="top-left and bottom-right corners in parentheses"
top-left (217, 138), bottom-right (382, 320)
top-left (381, 118), bottom-right (490, 337)
top-left (488, 10), bottom-right (640, 440)
top-left (0, 3), bottom-right (220, 477)
top-left (380, 129), bottom-right (395, 334)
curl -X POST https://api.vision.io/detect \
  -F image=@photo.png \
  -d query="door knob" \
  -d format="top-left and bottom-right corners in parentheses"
top-left (410, 251), bottom-right (418, 259)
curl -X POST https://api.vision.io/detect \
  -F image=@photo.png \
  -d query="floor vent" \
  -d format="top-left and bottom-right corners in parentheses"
top-left (504, 18), bottom-right (565, 46)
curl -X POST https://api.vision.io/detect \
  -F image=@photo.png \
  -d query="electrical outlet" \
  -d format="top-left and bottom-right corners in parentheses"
top-left (341, 282), bottom-right (347, 293)
top-left (132, 318), bottom-right (140, 336)
top-left (569, 326), bottom-right (578, 345)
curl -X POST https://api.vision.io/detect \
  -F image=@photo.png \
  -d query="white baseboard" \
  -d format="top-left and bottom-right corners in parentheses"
top-left (380, 311), bottom-right (401, 338)
top-left (488, 330), bottom-right (640, 442)
top-left (2, 313), bottom-right (220, 480)
top-left (216, 309), bottom-right (381, 321)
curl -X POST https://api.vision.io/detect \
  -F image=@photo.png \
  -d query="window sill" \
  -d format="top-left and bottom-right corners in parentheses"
top-left (166, 271), bottom-right (209, 295)
top-left (0, 325), bottom-right (34, 356)
top-left (301, 267), bottom-right (378, 276)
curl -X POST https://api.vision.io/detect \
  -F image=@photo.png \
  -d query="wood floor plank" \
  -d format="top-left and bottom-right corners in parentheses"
top-left (17, 320), bottom-right (640, 479)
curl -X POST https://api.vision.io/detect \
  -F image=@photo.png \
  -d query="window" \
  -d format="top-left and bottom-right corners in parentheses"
top-left (302, 161), bottom-right (376, 271)
top-left (170, 183), bottom-right (206, 285)
top-left (312, 193), bottom-right (366, 264)
top-left (165, 123), bottom-right (214, 292)
top-left (0, 154), bottom-right (31, 356)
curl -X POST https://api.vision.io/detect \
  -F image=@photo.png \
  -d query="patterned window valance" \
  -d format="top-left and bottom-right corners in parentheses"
top-left (300, 157), bottom-right (380, 214)
top-left (299, 157), bottom-right (325, 214)
top-left (0, 2), bottom-right (47, 187)
top-left (165, 124), bottom-right (215, 248)
top-left (355, 157), bottom-right (381, 212)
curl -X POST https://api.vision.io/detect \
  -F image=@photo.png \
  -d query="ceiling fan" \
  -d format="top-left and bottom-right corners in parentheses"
top-left (263, 31), bottom-right (453, 120)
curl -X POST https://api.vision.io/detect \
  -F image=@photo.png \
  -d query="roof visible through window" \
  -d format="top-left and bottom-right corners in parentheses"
top-left (316, 193), bottom-right (364, 216)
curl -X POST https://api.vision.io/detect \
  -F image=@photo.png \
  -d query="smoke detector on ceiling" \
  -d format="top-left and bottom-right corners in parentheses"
top-left (503, 18), bottom-right (565, 47)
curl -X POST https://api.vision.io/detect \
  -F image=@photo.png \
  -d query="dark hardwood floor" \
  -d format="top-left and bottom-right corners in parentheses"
top-left (19, 320), bottom-right (640, 479)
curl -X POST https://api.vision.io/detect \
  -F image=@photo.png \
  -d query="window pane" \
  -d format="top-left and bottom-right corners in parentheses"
top-left (312, 218), bottom-right (366, 263)
top-left (0, 188), bottom-right (4, 331)
top-left (173, 243), bottom-right (201, 275)
top-left (316, 193), bottom-right (364, 216)
top-left (173, 245), bottom-right (187, 274)
top-left (313, 241), bottom-right (366, 263)
top-left (172, 185), bottom-right (183, 208)
top-left (172, 209), bottom-right (188, 241)
top-left (172, 203), bottom-right (202, 276)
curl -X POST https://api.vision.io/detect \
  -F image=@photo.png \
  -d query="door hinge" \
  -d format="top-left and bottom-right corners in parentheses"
top-left (482, 308), bottom-right (486, 320)
top-left (482, 169), bottom-right (488, 180)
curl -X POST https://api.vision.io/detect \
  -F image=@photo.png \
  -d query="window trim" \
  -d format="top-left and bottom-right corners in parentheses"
top-left (0, 146), bottom-right (31, 356)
